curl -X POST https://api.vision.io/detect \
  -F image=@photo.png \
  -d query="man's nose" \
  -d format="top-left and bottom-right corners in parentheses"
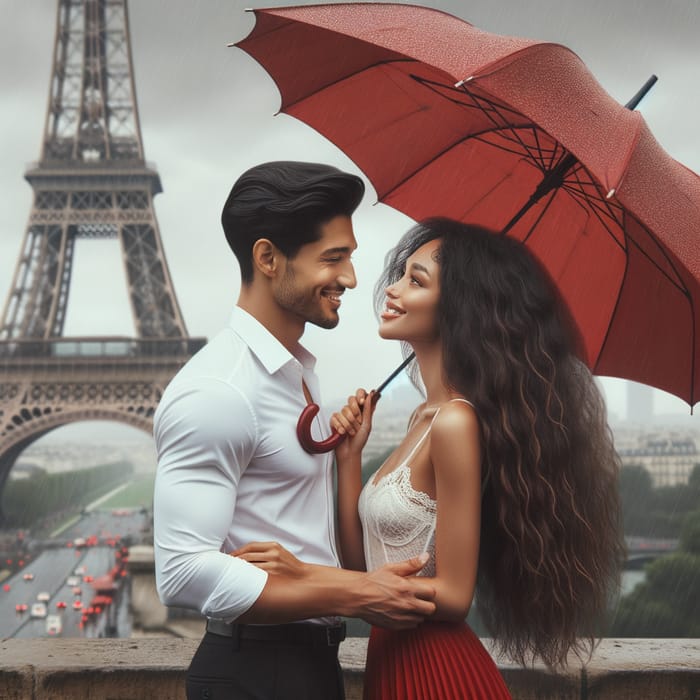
top-left (338, 260), bottom-right (357, 289)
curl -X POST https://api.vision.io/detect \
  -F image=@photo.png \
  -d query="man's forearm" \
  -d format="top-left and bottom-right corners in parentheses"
top-left (235, 558), bottom-right (436, 629)
top-left (235, 563), bottom-right (361, 623)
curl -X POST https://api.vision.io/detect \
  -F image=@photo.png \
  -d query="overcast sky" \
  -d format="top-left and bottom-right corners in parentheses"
top-left (1, 0), bottom-right (699, 426)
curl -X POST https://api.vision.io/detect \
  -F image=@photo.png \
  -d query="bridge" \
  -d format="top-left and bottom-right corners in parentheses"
top-left (625, 536), bottom-right (679, 569)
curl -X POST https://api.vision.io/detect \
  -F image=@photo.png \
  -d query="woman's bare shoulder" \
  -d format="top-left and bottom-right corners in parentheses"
top-left (430, 400), bottom-right (481, 481)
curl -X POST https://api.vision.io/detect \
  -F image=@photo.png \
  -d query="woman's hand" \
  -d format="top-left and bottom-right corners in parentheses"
top-left (331, 388), bottom-right (377, 461)
top-left (231, 541), bottom-right (308, 579)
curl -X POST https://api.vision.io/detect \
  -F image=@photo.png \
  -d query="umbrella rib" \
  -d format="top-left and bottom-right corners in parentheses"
top-left (564, 164), bottom-right (626, 228)
top-left (626, 213), bottom-right (693, 296)
top-left (564, 184), bottom-right (690, 294)
top-left (381, 119), bottom-right (567, 203)
top-left (562, 187), bottom-right (627, 254)
top-left (531, 127), bottom-right (551, 172)
top-left (471, 131), bottom-right (555, 172)
top-left (401, 75), bottom-right (561, 176)
top-left (456, 81), bottom-right (585, 179)
top-left (379, 127), bottom-right (544, 201)
top-left (424, 79), bottom-right (595, 182)
top-left (565, 169), bottom-right (624, 225)
top-left (414, 75), bottom-right (526, 122)
top-left (456, 83), bottom-right (554, 170)
top-left (531, 128), bottom-right (554, 172)
top-left (470, 134), bottom-right (544, 161)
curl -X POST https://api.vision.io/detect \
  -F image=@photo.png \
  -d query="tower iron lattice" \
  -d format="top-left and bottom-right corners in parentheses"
top-left (0, 0), bottom-right (205, 521)
top-left (1, 0), bottom-right (186, 341)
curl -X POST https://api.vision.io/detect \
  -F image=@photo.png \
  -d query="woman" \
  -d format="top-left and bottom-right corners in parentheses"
top-left (237, 218), bottom-right (624, 699)
top-left (328, 218), bottom-right (624, 698)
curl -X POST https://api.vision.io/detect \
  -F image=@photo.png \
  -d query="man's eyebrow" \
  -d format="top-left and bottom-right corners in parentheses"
top-left (320, 246), bottom-right (355, 256)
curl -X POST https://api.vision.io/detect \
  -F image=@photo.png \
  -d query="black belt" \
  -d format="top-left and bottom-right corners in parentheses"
top-left (206, 619), bottom-right (346, 647)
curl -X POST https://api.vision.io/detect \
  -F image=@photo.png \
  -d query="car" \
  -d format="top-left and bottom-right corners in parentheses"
top-left (30, 603), bottom-right (47, 618)
top-left (22, 573), bottom-right (34, 581)
top-left (73, 565), bottom-right (86, 576)
top-left (66, 576), bottom-right (80, 587)
top-left (46, 615), bottom-right (62, 636)
top-left (83, 575), bottom-right (94, 583)
top-left (72, 600), bottom-right (83, 610)
top-left (55, 600), bottom-right (67, 609)
top-left (72, 586), bottom-right (82, 596)
top-left (37, 591), bottom-right (50, 602)
top-left (15, 603), bottom-right (28, 613)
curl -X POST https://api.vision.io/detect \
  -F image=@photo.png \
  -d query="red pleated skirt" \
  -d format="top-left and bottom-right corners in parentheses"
top-left (363, 622), bottom-right (512, 700)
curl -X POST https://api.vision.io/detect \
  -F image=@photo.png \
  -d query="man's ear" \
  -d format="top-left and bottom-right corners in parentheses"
top-left (251, 238), bottom-right (280, 279)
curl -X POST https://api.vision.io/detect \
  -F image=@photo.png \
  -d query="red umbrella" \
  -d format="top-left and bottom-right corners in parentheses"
top-left (235, 3), bottom-right (700, 451)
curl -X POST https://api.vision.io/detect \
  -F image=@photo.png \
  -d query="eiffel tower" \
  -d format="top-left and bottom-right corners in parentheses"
top-left (0, 0), bottom-right (205, 523)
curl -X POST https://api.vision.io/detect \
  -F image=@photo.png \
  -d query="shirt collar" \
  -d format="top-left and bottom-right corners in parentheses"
top-left (229, 306), bottom-right (317, 375)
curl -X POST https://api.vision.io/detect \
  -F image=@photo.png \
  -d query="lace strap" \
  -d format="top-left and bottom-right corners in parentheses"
top-left (450, 397), bottom-right (475, 409)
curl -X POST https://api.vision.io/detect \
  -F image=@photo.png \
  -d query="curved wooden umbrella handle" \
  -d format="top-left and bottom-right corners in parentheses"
top-left (296, 353), bottom-right (416, 454)
top-left (296, 403), bottom-right (346, 454)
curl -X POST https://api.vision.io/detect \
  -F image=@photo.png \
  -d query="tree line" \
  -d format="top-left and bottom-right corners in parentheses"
top-left (2, 460), bottom-right (133, 529)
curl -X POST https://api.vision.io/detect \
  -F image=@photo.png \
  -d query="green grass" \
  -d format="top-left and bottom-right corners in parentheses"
top-left (97, 475), bottom-right (155, 509)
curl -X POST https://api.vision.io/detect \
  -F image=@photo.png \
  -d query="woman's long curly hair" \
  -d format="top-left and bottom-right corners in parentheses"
top-left (375, 218), bottom-right (625, 668)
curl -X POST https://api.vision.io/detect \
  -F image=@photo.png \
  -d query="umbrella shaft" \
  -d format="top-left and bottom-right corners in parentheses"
top-left (375, 353), bottom-right (416, 394)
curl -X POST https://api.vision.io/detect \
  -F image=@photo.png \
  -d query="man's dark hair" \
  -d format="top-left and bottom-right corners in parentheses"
top-left (221, 161), bottom-right (365, 284)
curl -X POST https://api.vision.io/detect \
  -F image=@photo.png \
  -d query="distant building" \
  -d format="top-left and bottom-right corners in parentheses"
top-left (627, 382), bottom-right (654, 425)
top-left (618, 433), bottom-right (699, 487)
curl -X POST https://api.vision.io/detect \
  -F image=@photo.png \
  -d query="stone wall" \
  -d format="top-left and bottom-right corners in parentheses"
top-left (0, 637), bottom-right (698, 699)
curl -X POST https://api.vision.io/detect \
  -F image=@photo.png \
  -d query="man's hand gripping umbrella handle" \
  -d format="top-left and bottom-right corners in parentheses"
top-left (296, 353), bottom-right (416, 454)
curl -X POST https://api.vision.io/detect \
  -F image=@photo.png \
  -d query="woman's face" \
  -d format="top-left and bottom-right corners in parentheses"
top-left (379, 238), bottom-right (441, 344)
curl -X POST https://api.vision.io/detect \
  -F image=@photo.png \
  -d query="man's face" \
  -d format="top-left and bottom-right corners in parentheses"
top-left (273, 215), bottom-right (358, 329)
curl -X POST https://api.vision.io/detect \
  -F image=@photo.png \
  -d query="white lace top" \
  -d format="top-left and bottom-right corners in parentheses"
top-left (358, 399), bottom-right (473, 577)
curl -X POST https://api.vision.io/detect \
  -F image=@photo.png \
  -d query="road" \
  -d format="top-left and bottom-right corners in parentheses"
top-left (1, 508), bottom-right (149, 638)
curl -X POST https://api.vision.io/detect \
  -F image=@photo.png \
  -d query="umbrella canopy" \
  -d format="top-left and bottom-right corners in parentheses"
top-left (236, 3), bottom-right (700, 410)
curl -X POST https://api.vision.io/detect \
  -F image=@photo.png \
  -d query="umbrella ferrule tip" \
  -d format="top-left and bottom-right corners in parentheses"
top-left (606, 188), bottom-right (616, 199)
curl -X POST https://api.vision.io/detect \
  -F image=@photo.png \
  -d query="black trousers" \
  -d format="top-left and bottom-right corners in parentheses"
top-left (186, 630), bottom-right (346, 700)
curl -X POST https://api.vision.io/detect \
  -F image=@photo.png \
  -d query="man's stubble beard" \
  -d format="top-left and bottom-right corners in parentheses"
top-left (275, 264), bottom-right (339, 330)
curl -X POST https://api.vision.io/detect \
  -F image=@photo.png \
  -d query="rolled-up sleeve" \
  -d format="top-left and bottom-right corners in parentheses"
top-left (153, 377), bottom-right (268, 621)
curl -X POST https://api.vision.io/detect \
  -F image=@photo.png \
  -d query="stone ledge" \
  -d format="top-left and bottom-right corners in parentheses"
top-left (0, 638), bottom-right (698, 699)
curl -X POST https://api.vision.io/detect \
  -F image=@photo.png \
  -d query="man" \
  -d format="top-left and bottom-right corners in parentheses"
top-left (153, 161), bottom-right (435, 699)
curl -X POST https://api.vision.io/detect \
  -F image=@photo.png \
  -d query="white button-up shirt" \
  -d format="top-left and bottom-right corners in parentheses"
top-left (153, 307), bottom-right (339, 622)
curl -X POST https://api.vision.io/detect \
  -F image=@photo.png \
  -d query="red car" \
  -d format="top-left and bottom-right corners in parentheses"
top-left (55, 600), bottom-right (67, 609)
top-left (15, 603), bottom-right (28, 613)
top-left (72, 600), bottom-right (83, 610)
